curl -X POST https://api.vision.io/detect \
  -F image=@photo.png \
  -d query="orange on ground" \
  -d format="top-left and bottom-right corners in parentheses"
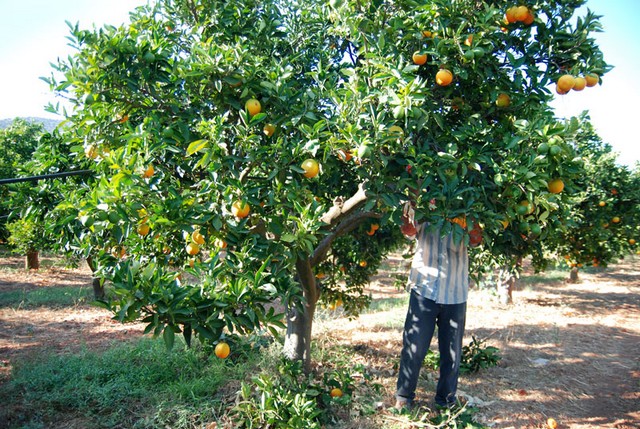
top-left (301, 158), bottom-right (320, 178)
top-left (547, 178), bottom-right (564, 194)
top-left (435, 69), bottom-right (453, 86)
top-left (412, 52), bottom-right (428, 65)
top-left (231, 200), bottom-right (250, 218)
top-left (215, 342), bottom-right (230, 359)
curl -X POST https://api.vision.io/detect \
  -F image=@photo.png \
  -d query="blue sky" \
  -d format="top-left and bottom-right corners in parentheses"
top-left (0, 0), bottom-right (638, 166)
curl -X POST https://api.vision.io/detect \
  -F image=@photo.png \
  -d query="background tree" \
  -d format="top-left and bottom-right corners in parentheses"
top-left (42, 0), bottom-right (609, 369)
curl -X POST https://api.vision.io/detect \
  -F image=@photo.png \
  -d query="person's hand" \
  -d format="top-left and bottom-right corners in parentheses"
top-left (469, 222), bottom-right (483, 247)
top-left (401, 202), bottom-right (417, 238)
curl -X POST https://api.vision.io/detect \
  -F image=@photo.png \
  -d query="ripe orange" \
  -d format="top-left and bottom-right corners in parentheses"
top-left (137, 223), bottom-right (150, 236)
top-left (359, 260), bottom-right (367, 267)
top-left (337, 149), bottom-right (352, 162)
top-left (513, 5), bottom-right (529, 21)
top-left (143, 164), bottom-right (155, 178)
top-left (370, 224), bottom-right (380, 231)
top-left (330, 387), bottom-right (343, 398)
top-left (245, 98), bottom-right (261, 116)
top-left (301, 158), bottom-right (320, 178)
top-left (629, 239), bottom-right (636, 245)
top-left (522, 10), bottom-right (535, 25)
top-left (422, 30), bottom-right (433, 38)
top-left (495, 93), bottom-right (511, 107)
top-left (186, 242), bottom-right (200, 255)
top-left (546, 417), bottom-right (558, 429)
top-left (557, 74), bottom-right (576, 92)
top-left (192, 230), bottom-right (205, 245)
top-left (505, 6), bottom-right (518, 23)
top-left (556, 84), bottom-right (569, 95)
top-left (598, 201), bottom-right (606, 207)
top-left (263, 123), bottom-right (276, 137)
top-left (412, 52), bottom-right (428, 65)
top-left (573, 76), bottom-right (587, 91)
top-left (435, 69), bottom-right (453, 86)
top-left (464, 34), bottom-right (473, 46)
top-left (585, 73), bottom-right (599, 87)
top-left (215, 342), bottom-right (230, 359)
top-left (612, 216), bottom-right (621, 224)
top-left (547, 178), bottom-right (564, 194)
top-left (231, 200), bottom-right (250, 218)
top-left (518, 200), bottom-right (534, 215)
top-left (214, 238), bottom-right (227, 249)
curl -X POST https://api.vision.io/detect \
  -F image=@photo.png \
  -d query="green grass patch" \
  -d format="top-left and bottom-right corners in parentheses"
top-left (0, 285), bottom-right (95, 309)
top-left (518, 269), bottom-right (567, 285)
top-left (0, 337), bottom-right (253, 429)
top-left (364, 295), bottom-right (408, 313)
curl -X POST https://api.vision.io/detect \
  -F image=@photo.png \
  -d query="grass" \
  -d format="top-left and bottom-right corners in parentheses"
top-left (0, 337), bottom-right (252, 429)
top-left (0, 285), bottom-right (95, 309)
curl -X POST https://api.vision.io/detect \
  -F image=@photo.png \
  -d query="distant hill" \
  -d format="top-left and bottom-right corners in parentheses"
top-left (0, 117), bottom-right (62, 132)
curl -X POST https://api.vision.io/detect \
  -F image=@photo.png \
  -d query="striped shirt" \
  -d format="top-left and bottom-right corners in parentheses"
top-left (407, 224), bottom-right (469, 304)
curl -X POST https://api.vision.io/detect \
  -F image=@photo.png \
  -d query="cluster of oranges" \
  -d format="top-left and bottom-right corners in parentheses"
top-left (505, 5), bottom-right (535, 25)
top-left (555, 73), bottom-right (599, 95)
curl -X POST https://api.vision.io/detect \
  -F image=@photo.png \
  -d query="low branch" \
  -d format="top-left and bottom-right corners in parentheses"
top-left (320, 182), bottom-right (367, 225)
top-left (310, 210), bottom-right (381, 267)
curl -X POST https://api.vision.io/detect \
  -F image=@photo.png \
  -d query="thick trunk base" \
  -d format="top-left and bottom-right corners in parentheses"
top-left (568, 267), bottom-right (579, 283)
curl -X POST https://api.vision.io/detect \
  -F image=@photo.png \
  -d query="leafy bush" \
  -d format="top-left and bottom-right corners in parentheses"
top-left (422, 336), bottom-right (501, 374)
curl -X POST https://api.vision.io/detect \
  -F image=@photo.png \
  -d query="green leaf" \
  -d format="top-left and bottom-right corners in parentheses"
top-left (186, 139), bottom-right (209, 155)
top-left (163, 326), bottom-right (175, 350)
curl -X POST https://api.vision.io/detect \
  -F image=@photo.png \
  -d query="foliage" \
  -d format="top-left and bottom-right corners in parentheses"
top-left (6, 218), bottom-right (47, 254)
top-left (35, 0), bottom-right (612, 366)
top-left (0, 119), bottom-right (46, 240)
top-left (421, 337), bottom-right (501, 375)
top-left (0, 338), bottom-right (249, 429)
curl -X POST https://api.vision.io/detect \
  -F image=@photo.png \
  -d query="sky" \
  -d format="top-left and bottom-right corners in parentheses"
top-left (0, 0), bottom-right (638, 166)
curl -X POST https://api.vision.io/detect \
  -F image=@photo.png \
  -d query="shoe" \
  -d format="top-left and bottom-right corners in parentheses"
top-left (394, 398), bottom-right (413, 411)
top-left (435, 397), bottom-right (467, 412)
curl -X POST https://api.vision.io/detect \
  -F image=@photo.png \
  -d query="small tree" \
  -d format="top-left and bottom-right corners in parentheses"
top-left (42, 0), bottom-right (609, 369)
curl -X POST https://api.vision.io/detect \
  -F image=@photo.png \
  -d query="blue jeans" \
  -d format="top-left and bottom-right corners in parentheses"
top-left (396, 290), bottom-right (467, 407)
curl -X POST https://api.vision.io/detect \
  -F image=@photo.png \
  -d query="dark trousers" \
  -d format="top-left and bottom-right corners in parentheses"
top-left (396, 290), bottom-right (467, 406)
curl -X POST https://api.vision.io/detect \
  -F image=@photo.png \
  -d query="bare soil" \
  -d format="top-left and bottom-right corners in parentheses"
top-left (0, 253), bottom-right (638, 429)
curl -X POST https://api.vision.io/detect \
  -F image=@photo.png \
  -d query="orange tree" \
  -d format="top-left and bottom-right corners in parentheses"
top-left (43, 0), bottom-right (608, 369)
top-left (544, 115), bottom-right (639, 276)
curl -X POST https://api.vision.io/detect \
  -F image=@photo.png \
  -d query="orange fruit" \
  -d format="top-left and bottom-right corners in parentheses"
top-left (412, 52), bottom-right (428, 65)
top-left (422, 30), bottom-right (433, 38)
top-left (585, 73), bottom-right (599, 87)
top-left (495, 93), bottom-right (511, 107)
top-left (191, 230), bottom-right (205, 245)
top-left (629, 239), bottom-right (636, 245)
top-left (359, 260), bottom-right (368, 267)
top-left (505, 6), bottom-right (518, 23)
top-left (231, 200), bottom-right (250, 218)
top-left (301, 158), bottom-right (320, 178)
top-left (112, 246), bottom-right (126, 259)
top-left (435, 69), bottom-right (453, 86)
top-left (513, 5), bottom-right (529, 21)
top-left (573, 76), bottom-right (587, 91)
top-left (522, 10), bottom-right (535, 25)
top-left (501, 219), bottom-right (510, 230)
top-left (337, 149), bottom-right (352, 162)
top-left (557, 74), bottom-right (576, 92)
top-left (214, 238), bottom-right (227, 249)
top-left (556, 84), bottom-right (569, 95)
top-left (598, 201), bottom-right (606, 207)
top-left (263, 124), bottom-right (276, 137)
top-left (186, 242), bottom-right (200, 255)
top-left (370, 224), bottom-right (379, 231)
top-left (137, 223), bottom-right (150, 236)
top-left (547, 178), bottom-right (564, 194)
top-left (451, 216), bottom-right (467, 229)
top-left (546, 417), bottom-right (558, 429)
top-left (143, 164), bottom-right (155, 178)
top-left (330, 387), bottom-right (343, 398)
top-left (464, 34), bottom-right (473, 46)
top-left (518, 200), bottom-right (534, 215)
top-left (245, 98), bottom-right (261, 116)
top-left (366, 229), bottom-right (375, 236)
top-left (215, 342), bottom-right (230, 359)
top-left (612, 216), bottom-right (621, 224)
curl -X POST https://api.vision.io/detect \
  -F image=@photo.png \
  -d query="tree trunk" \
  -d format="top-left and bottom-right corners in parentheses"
top-left (497, 268), bottom-right (515, 305)
top-left (86, 256), bottom-right (105, 300)
top-left (25, 249), bottom-right (40, 270)
top-left (568, 266), bottom-right (579, 283)
top-left (283, 258), bottom-right (319, 372)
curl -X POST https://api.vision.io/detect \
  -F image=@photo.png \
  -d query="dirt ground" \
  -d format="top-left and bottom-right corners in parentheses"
top-left (0, 253), bottom-right (638, 429)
